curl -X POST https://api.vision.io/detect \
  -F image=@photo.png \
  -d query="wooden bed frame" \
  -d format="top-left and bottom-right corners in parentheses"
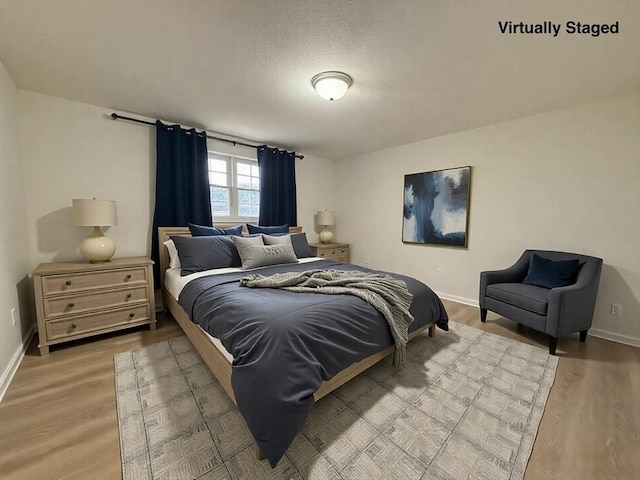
top-left (158, 225), bottom-right (435, 458)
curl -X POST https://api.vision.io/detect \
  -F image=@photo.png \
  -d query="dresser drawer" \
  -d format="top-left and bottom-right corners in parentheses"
top-left (33, 257), bottom-right (156, 355)
top-left (310, 243), bottom-right (350, 264)
top-left (42, 267), bottom-right (148, 295)
top-left (46, 304), bottom-right (151, 341)
top-left (318, 248), bottom-right (349, 259)
top-left (43, 285), bottom-right (149, 319)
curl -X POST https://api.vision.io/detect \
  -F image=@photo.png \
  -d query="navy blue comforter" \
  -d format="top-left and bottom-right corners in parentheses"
top-left (179, 259), bottom-right (448, 467)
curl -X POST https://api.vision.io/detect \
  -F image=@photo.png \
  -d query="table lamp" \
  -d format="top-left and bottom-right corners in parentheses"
top-left (317, 210), bottom-right (336, 244)
top-left (72, 199), bottom-right (117, 262)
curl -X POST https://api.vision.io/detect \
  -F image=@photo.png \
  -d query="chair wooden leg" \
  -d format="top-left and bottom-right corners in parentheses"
top-left (548, 336), bottom-right (558, 356)
top-left (580, 330), bottom-right (588, 342)
top-left (480, 308), bottom-right (487, 323)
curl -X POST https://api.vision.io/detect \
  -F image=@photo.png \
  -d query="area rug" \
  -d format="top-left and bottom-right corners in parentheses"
top-left (114, 322), bottom-right (558, 480)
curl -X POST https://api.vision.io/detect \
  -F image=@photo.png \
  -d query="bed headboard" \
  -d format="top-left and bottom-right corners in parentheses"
top-left (158, 224), bottom-right (303, 289)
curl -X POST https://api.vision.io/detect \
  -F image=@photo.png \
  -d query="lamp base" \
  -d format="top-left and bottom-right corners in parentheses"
top-left (79, 227), bottom-right (116, 263)
top-left (319, 228), bottom-right (333, 244)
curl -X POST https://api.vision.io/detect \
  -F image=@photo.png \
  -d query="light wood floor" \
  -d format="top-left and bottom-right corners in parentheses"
top-left (0, 301), bottom-right (638, 480)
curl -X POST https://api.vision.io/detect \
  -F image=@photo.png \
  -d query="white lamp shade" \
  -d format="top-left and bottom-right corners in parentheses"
top-left (72, 199), bottom-right (117, 226)
top-left (317, 210), bottom-right (336, 226)
top-left (311, 72), bottom-right (353, 101)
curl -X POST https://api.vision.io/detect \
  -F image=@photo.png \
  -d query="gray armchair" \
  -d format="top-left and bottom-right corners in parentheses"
top-left (479, 250), bottom-right (603, 355)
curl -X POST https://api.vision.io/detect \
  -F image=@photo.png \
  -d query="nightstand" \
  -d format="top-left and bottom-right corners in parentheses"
top-left (32, 257), bottom-right (156, 355)
top-left (309, 243), bottom-right (350, 263)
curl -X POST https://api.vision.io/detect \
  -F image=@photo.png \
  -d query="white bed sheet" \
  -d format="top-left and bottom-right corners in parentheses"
top-left (164, 257), bottom-right (326, 362)
top-left (165, 257), bottom-right (325, 301)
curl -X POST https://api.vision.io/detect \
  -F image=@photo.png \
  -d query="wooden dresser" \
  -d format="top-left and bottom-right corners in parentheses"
top-left (309, 243), bottom-right (350, 263)
top-left (32, 257), bottom-right (156, 355)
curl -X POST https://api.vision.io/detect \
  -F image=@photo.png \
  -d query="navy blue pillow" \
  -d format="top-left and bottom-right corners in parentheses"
top-left (522, 254), bottom-right (581, 289)
top-left (246, 223), bottom-right (289, 234)
top-left (290, 233), bottom-right (314, 258)
top-left (170, 235), bottom-right (241, 275)
top-left (188, 223), bottom-right (243, 236)
top-left (221, 224), bottom-right (243, 235)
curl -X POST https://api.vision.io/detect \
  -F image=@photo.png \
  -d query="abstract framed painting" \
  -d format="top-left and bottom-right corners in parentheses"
top-left (402, 166), bottom-right (471, 247)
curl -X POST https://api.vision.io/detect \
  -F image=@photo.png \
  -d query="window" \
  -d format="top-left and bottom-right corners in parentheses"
top-left (208, 152), bottom-right (260, 221)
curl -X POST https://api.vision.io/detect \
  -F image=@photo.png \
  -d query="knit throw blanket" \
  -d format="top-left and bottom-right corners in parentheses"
top-left (240, 269), bottom-right (414, 367)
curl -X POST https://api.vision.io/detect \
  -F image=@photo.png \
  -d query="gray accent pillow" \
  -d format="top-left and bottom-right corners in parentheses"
top-left (232, 234), bottom-right (264, 250)
top-left (233, 235), bottom-right (298, 269)
top-left (170, 235), bottom-right (241, 275)
top-left (262, 234), bottom-right (292, 246)
top-left (263, 233), bottom-right (314, 259)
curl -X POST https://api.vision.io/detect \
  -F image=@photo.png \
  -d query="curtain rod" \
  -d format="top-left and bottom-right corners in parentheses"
top-left (110, 113), bottom-right (304, 159)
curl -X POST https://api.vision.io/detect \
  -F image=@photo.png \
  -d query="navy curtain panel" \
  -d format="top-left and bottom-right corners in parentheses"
top-left (151, 121), bottom-right (212, 284)
top-left (257, 145), bottom-right (297, 226)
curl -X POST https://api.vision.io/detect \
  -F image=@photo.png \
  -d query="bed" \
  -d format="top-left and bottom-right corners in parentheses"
top-left (157, 226), bottom-right (449, 467)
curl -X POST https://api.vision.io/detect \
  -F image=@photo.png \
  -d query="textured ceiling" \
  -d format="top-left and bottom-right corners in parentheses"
top-left (1, 0), bottom-right (638, 160)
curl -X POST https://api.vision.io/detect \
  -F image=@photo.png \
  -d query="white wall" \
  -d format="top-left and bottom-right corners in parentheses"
top-left (10, 84), bottom-right (640, 351)
top-left (336, 94), bottom-right (640, 345)
top-left (19, 92), bottom-right (155, 265)
top-left (18, 91), bottom-right (337, 266)
top-left (294, 152), bottom-right (337, 241)
top-left (0, 63), bottom-right (33, 397)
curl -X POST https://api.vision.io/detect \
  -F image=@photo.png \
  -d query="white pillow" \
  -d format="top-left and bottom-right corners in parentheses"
top-left (164, 239), bottom-right (181, 269)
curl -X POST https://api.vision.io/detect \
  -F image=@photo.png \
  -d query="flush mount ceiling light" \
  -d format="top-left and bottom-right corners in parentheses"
top-left (311, 71), bottom-right (353, 101)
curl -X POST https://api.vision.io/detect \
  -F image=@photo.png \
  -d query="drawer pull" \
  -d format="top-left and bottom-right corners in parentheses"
top-left (125, 274), bottom-right (132, 280)
top-left (70, 323), bottom-right (77, 329)
top-left (68, 303), bottom-right (75, 308)
top-left (129, 312), bottom-right (135, 318)
top-left (126, 294), bottom-right (132, 299)
top-left (65, 281), bottom-right (72, 286)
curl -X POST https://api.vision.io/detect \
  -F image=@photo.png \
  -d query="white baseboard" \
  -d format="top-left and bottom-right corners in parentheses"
top-left (589, 328), bottom-right (640, 348)
top-left (0, 324), bottom-right (36, 403)
top-left (435, 292), bottom-right (639, 349)
top-left (436, 291), bottom-right (478, 308)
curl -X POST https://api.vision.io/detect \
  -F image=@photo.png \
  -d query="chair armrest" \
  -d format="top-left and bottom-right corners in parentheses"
top-left (546, 259), bottom-right (603, 336)
top-left (479, 251), bottom-right (531, 307)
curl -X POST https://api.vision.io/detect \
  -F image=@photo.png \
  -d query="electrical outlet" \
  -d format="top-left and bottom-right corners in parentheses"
top-left (437, 268), bottom-right (443, 278)
top-left (611, 303), bottom-right (622, 316)
top-left (366, 256), bottom-right (370, 264)
top-left (11, 308), bottom-right (18, 326)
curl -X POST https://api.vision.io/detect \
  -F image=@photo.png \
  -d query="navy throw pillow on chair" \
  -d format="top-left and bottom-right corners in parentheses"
top-left (522, 254), bottom-right (581, 289)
